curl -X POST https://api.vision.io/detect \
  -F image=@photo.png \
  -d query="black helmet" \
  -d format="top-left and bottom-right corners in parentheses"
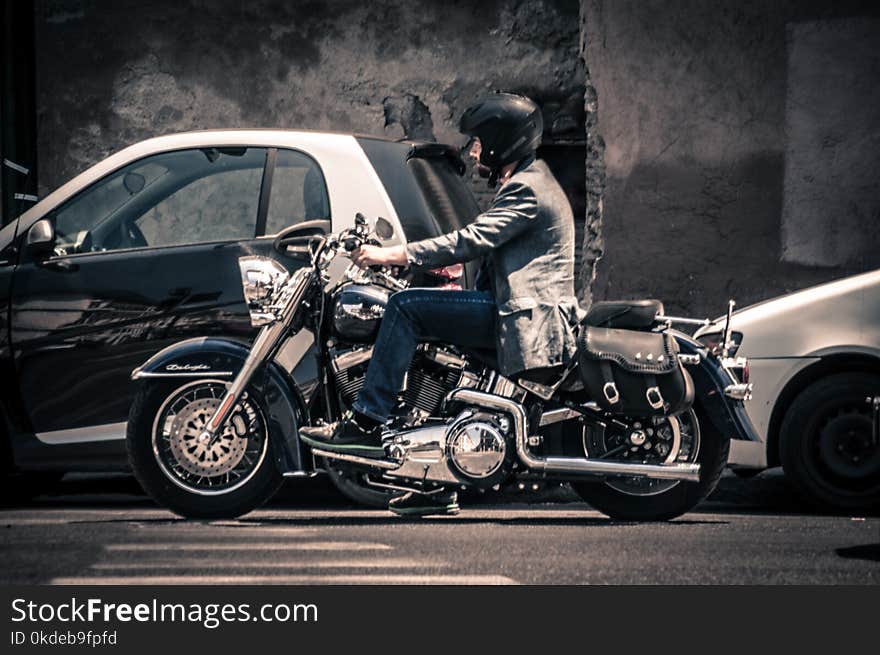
top-left (459, 92), bottom-right (543, 170)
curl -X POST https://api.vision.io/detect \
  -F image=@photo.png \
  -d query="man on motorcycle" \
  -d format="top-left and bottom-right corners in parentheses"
top-left (301, 92), bottom-right (581, 515)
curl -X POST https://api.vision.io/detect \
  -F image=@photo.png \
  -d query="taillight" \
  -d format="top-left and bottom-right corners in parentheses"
top-left (427, 264), bottom-right (464, 291)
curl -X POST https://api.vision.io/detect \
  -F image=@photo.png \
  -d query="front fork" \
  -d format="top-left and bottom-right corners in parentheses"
top-left (199, 268), bottom-right (314, 444)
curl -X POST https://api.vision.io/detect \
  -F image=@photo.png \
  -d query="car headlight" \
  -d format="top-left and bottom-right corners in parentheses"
top-left (696, 330), bottom-right (743, 357)
top-left (238, 256), bottom-right (289, 327)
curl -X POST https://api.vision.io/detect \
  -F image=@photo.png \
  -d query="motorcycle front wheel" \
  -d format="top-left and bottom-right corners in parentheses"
top-left (127, 379), bottom-right (283, 519)
top-left (572, 407), bottom-right (729, 521)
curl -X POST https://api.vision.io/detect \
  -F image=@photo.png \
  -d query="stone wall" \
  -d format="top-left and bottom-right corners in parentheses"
top-left (582, 0), bottom-right (880, 316)
top-left (34, 0), bottom-right (585, 203)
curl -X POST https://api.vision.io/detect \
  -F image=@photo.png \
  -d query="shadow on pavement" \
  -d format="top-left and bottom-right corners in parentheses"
top-left (835, 543), bottom-right (880, 562)
top-left (6, 468), bottom-right (876, 518)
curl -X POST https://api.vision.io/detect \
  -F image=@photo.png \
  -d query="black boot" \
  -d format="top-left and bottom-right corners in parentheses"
top-left (388, 490), bottom-right (460, 517)
top-left (299, 411), bottom-right (385, 455)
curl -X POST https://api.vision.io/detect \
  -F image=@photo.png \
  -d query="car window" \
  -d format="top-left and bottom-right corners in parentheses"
top-left (264, 149), bottom-right (330, 235)
top-left (53, 161), bottom-right (168, 253)
top-left (52, 147), bottom-right (267, 255)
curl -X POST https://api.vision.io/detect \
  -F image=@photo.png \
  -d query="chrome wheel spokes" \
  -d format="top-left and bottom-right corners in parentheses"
top-left (584, 409), bottom-right (701, 497)
top-left (152, 381), bottom-right (268, 496)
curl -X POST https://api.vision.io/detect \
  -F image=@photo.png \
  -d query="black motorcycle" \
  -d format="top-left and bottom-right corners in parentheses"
top-left (126, 215), bottom-right (758, 520)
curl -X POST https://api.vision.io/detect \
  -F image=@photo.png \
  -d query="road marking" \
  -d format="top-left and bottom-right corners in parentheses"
top-left (90, 558), bottom-right (432, 570)
top-left (50, 574), bottom-right (517, 585)
top-left (0, 518), bottom-right (78, 525)
top-left (0, 520), bottom-right (319, 533)
top-left (129, 525), bottom-right (320, 535)
top-left (105, 542), bottom-right (393, 552)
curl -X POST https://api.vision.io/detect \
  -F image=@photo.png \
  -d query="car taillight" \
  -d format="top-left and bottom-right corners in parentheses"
top-left (427, 264), bottom-right (464, 291)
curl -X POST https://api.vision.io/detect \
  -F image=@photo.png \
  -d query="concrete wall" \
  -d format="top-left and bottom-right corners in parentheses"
top-left (582, 0), bottom-right (880, 316)
top-left (34, 0), bottom-right (584, 200)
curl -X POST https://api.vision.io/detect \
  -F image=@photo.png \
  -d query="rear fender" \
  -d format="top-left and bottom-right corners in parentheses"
top-left (671, 331), bottom-right (760, 442)
top-left (133, 337), bottom-right (311, 474)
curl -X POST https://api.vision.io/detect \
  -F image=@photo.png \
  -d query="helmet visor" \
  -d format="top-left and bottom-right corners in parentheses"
top-left (458, 136), bottom-right (481, 163)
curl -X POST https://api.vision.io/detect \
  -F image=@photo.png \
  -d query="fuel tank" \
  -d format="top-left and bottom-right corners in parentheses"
top-left (332, 283), bottom-right (389, 343)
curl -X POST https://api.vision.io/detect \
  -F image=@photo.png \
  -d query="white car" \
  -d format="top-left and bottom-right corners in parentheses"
top-left (694, 270), bottom-right (880, 511)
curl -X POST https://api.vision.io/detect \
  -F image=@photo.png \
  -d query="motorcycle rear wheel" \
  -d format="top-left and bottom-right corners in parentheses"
top-left (127, 380), bottom-right (283, 519)
top-left (572, 408), bottom-right (729, 521)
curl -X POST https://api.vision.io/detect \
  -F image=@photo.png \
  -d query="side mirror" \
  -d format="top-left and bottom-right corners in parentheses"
top-left (375, 217), bottom-right (394, 240)
top-left (26, 219), bottom-right (56, 257)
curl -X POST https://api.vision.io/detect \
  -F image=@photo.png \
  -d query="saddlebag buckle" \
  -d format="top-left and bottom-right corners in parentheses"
top-left (602, 381), bottom-right (620, 405)
top-left (646, 386), bottom-right (665, 410)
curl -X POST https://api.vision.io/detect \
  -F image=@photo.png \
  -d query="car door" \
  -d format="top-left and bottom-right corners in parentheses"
top-left (8, 145), bottom-right (331, 454)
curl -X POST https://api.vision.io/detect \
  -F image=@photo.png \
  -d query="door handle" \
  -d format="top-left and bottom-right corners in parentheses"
top-left (38, 258), bottom-right (79, 272)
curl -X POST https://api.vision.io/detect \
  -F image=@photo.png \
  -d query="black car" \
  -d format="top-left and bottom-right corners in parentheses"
top-left (0, 130), bottom-right (478, 494)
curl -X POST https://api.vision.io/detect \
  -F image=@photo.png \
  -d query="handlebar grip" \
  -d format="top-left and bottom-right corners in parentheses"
top-left (343, 237), bottom-right (361, 252)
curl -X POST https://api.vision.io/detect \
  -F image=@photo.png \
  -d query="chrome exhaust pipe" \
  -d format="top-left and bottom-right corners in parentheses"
top-left (444, 388), bottom-right (701, 483)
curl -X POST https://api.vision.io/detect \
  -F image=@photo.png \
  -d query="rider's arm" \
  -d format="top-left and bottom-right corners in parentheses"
top-left (404, 180), bottom-right (538, 270)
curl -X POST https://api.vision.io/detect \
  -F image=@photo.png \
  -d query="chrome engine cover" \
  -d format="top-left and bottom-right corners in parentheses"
top-left (377, 409), bottom-right (511, 488)
top-left (446, 414), bottom-right (507, 480)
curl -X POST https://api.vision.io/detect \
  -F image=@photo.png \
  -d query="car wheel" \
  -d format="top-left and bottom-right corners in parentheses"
top-left (779, 373), bottom-right (880, 513)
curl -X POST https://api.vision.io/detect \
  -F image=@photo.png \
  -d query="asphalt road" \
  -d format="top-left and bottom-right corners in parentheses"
top-left (1, 472), bottom-right (877, 585)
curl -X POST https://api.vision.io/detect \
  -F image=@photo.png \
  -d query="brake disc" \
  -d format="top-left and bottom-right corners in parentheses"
top-left (167, 397), bottom-right (249, 477)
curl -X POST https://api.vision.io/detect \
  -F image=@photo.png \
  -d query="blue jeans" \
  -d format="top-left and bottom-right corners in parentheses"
top-left (352, 289), bottom-right (497, 422)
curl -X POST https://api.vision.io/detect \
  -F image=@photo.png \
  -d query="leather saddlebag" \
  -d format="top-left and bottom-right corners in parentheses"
top-left (578, 326), bottom-right (694, 416)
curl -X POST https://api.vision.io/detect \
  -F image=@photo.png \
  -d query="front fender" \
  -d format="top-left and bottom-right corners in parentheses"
top-left (133, 337), bottom-right (311, 474)
top-left (671, 331), bottom-right (761, 442)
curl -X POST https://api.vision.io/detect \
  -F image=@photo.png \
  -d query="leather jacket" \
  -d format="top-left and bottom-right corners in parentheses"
top-left (405, 157), bottom-right (581, 376)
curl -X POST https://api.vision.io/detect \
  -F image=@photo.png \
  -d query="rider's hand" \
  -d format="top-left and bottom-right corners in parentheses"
top-left (350, 244), bottom-right (408, 269)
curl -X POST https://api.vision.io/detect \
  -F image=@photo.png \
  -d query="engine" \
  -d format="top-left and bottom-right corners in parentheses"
top-left (329, 339), bottom-right (517, 489)
top-left (330, 343), bottom-right (480, 419)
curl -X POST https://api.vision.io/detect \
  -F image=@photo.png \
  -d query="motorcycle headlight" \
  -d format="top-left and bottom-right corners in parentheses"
top-left (238, 256), bottom-right (289, 327)
top-left (696, 330), bottom-right (743, 357)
